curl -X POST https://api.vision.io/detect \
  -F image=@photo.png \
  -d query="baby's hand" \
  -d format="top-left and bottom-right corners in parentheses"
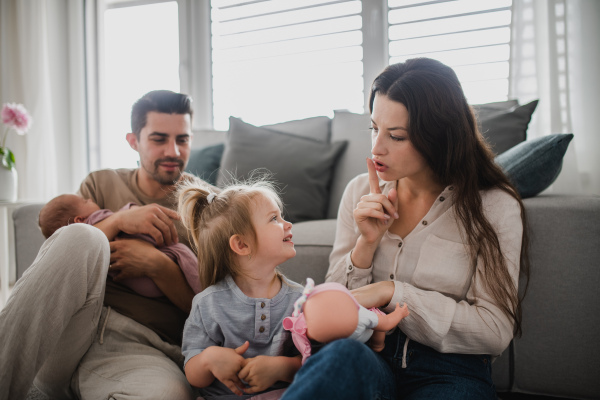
top-left (239, 356), bottom-right (281, 394)
top-left (208, 341), bottom-right (249, 395)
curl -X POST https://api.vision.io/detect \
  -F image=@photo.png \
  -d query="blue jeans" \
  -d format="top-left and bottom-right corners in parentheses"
top-left (281, 330), bottom-right (496, 400)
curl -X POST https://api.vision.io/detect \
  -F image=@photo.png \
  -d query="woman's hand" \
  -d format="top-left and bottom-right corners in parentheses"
top-left (353, 158), bottom-right (398, 246)
top-left (350, 158), bottom-right (399, 268)
top-left (351, 281), bottom-right (395, 309)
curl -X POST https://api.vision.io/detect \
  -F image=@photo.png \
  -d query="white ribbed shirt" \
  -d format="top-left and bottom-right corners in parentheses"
top-left (326, 173), bottom-right (523, 356)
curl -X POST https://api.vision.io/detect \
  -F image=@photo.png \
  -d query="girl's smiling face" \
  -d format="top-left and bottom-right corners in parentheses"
top-left (250, 193), bottom-right (295, 266)
top-left (370, 94), bottom-right (431, 183)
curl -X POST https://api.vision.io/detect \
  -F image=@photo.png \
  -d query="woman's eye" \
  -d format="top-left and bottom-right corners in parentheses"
top-left (369, 127), bottom-right (378, 135)
top-left (390, 135), bottom-right (405, 142)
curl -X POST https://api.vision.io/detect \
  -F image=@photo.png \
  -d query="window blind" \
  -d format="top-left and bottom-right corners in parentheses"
top-left (387, 0), bottom-right (513, 104)
top-left (211, 0), bottom-right (365, 130)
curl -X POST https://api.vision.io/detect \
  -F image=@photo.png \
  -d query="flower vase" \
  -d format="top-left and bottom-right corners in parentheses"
top-left (0, 166), bottom-right (17, 202)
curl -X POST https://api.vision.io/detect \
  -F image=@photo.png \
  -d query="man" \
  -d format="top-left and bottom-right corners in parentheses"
top-left (0, 90), bottom-right (207, 399)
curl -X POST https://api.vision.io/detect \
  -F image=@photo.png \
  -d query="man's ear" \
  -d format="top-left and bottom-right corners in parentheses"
top-left (126, 132), bottom-right (139, 151)
top-left (229, 234), bottom-right (251, 256)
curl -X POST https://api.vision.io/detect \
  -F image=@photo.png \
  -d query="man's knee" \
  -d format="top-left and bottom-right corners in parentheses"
top-left (109, 373), bottom-right (193, 400)
top-left (54, 224), bottom-right (107, 247)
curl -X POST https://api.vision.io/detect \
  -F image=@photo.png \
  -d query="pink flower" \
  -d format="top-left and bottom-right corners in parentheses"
top-left (1, 103), bottom-right (32, 135)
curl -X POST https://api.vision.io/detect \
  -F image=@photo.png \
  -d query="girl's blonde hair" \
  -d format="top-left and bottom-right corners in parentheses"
top-left (178, 180), bottom-right (283, 290)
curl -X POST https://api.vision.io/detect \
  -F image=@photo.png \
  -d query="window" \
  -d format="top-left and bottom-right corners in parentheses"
top-left (387, 0), bottom-right (513, 104)
top-left (90, 0), bottom-right (514, 169)
top-left (98, 0), bottom-right (180, 169)
top-left (210, 0), bottom-right (365, 130)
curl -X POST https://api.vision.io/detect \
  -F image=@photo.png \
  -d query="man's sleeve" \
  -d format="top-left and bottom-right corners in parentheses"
top-left (77, 173), bottom-right (99, 204)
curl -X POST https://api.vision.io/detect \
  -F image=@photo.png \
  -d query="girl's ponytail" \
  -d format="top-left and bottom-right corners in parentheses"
top-left (178, 182), bottom-right (213, 253)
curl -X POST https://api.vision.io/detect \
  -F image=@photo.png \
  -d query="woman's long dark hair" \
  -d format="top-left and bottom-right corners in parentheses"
top-left (370, 58), bottom-right (529, 337)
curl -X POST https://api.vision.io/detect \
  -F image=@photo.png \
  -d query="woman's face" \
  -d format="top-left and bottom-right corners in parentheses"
top-left (370, 94), bottom-right (431, 182)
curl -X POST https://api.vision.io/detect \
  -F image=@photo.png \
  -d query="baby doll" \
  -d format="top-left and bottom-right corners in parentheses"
top-left (283, 278), bottom-right (409, 363)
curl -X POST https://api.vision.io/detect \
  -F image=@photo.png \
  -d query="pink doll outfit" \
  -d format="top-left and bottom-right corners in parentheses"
top-left (282, 278), bottom-right (384, 364)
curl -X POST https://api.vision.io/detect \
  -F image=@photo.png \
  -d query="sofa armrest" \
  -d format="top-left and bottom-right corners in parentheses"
top-left (512, 194), bottom-right (600, 398)
top-left (12, 203), bottom-right (45, 280)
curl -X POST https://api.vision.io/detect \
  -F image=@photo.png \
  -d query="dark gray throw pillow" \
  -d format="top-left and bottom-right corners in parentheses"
top-left (185, 143), bottom-right (225, 186)
top-left (217, 117), bottom-right (348, 223)
top-left (476, 100), bottom-right (539, 155)
top-left (496, 133), bottom-right (574, 198)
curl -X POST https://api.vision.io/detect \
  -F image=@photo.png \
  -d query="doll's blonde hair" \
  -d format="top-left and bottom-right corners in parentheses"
top-left (178, 179), bottom-right (283, 290)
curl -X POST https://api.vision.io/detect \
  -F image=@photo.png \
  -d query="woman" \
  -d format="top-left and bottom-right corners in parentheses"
top-left (281, 58), bottom-right (529, 399)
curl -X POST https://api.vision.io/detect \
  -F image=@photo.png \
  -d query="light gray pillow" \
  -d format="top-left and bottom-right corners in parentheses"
top-left (475, 100), bottom-right (539, 155)
top-left (217, 117), bottom-right (347, 223)
top-left (264, 116), bottom-right (331, 142)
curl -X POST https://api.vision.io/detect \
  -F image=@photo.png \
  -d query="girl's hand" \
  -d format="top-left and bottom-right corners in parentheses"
top-left (207, 341), bottom-right (250, 396)
top-left (351, 281), bottom-right (395, 309)
top-left (238, 355), bottom-right (278, 394)
top-left (239, 355), bottom-right (301, 394)
top-left (354, 158), bottom-right (398, 246)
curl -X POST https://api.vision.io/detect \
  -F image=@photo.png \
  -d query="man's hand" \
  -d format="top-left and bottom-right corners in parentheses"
top-left (109, 238), bottom-right (194, 311)
top-left (116, 204), bottom-right (180, 246)
top-left (109, 238), bottom-right (156, 280)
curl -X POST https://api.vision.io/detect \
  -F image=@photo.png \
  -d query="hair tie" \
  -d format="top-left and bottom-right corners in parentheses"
top-left (207, 193), bottom-right (217, 204)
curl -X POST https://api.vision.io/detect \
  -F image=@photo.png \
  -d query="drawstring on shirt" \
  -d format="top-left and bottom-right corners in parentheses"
top-left (402, 336), bottom-right (410, 368)
top-left (99, 306), bottom-right (111, 345)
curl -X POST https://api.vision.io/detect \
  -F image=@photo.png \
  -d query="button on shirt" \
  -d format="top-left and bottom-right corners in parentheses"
top-left (326, 173), bottom-right (523, 356)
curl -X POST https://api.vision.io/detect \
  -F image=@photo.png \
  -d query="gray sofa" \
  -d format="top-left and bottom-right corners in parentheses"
top-left (11, 110), bottom-right (600, 399)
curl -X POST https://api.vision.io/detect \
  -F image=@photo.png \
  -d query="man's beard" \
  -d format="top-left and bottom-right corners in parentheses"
top-left (143, 157), bottom-right (185, 185)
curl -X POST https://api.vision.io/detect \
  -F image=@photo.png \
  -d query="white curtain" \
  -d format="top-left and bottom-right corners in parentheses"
top-left (510, 0), bottom-right (600, 195)
top-left (0, 0), bottom-right (87, 202)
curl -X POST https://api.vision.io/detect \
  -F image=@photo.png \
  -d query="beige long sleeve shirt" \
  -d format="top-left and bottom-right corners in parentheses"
top-left (326, 173), bottom-right (523, 356)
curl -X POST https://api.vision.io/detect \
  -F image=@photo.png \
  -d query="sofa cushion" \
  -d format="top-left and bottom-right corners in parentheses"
top-left (475, 100), bottom-right (539, 155)
top-left (496, 133), bottom-right (574, 198)
top-left (327, 110), bottom-right (373, 219)
top-left (217, 117), bottom-right (347, 223)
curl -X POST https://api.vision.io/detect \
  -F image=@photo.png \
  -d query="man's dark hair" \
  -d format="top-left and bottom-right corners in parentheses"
top-left (131, 90), bottom-right (193, 137)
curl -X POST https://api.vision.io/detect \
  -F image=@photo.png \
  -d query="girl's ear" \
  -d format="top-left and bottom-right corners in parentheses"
top-left (229, 234), bottom-right (251, 256)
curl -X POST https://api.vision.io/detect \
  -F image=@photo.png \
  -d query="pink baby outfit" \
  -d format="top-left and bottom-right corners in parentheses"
top-left (282, 278), bottom-right (383, 364)
top-left (85, 203), bottom-right (201, 297)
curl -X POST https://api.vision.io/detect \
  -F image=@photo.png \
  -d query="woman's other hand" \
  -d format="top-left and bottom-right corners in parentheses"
top-left (351, 281), bottom-right (395, 309)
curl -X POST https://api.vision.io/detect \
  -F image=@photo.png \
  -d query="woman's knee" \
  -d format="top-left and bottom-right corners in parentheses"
top-left (306, 339), bottom-right (383, 373)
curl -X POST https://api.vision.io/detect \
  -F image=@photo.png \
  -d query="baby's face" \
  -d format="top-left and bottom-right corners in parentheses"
top-left (76, 197), bottom-right (101, 218)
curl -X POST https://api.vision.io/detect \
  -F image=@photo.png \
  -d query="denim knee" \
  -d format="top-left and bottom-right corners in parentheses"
top-left (282, 339), bottom-right (395, 400)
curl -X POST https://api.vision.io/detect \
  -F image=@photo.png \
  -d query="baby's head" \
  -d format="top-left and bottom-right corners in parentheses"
top-left (39, 194), bottom-right (100, 238)
top-left (178, 180), bottom-right (294, 290)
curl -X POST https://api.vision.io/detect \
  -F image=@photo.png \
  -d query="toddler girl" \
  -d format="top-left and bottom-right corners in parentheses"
top-left (178, 181), bottom-right (304, 399)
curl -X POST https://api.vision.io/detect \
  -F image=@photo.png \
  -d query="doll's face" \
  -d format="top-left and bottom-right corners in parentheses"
top-left (303, 290), bottom-right (359, 343)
